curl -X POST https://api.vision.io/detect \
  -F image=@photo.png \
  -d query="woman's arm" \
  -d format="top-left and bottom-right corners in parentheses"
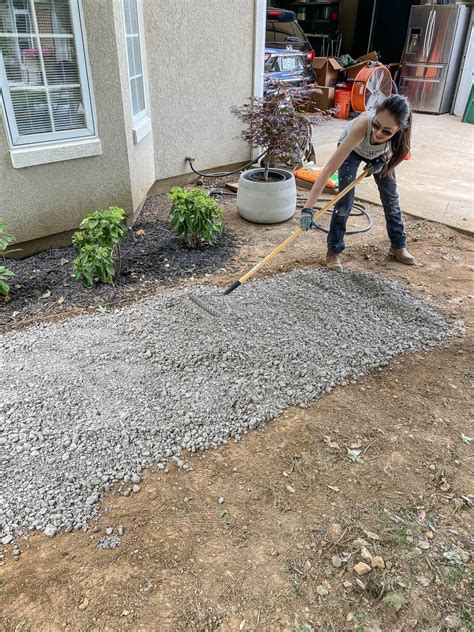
top-left (304, 116), bottom-right (367, 209)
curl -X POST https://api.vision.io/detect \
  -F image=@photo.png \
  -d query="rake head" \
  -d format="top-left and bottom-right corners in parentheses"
top-left (188, 293), bottom-right (230, 318)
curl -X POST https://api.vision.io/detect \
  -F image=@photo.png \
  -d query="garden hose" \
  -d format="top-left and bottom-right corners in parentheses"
top-left (296, 199), bottom-right (372, 235)
top-left (185, 151), bottom-right (267, 178)
top-left (209, 190), bottom-right (373, 236)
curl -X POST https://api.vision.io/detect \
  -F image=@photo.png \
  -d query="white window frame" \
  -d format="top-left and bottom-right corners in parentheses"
top-left (0, 0), bottom-right (97, 147)
top-left (122, 0), bottom-right (149, 134)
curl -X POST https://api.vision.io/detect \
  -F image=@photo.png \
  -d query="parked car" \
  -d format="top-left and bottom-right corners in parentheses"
top-left (265, 7), bottom-right (316, 95)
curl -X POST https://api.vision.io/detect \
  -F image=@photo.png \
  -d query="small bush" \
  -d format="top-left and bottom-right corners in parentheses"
top-left (72, 206), bottom-right (127, 287)
top-left (0, 220), bottom-right (15, 296)
top-left (168, 187), bottom-right (223, 248)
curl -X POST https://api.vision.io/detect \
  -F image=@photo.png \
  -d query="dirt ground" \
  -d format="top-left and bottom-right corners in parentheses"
top-left (1, 182), bottom-right (473, 632)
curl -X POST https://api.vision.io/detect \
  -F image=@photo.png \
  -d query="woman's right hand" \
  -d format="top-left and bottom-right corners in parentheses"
top-left (300, 207), bottom-right (314, 231)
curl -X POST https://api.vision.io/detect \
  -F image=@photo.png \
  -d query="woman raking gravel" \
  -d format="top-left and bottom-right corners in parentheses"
top-left (300, 94), bottom-right (415, 272)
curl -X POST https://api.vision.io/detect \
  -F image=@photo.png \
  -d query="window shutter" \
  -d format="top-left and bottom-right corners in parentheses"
top-left (0, 0), bottom-right (95, 145)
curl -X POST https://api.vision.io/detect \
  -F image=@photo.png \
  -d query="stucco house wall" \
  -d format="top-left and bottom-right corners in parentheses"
top-left (0, 0), bottom-right (262, 249)
top-left (143, 0), bottom-right (256, 181)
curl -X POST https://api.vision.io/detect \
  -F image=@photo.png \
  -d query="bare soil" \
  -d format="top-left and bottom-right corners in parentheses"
top-left (1, 181), bottom-right (473, 632)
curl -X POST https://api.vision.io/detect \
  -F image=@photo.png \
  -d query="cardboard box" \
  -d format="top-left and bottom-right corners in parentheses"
top-left (344, 51), bottom-right (379, 80)
top-left (312, 57), bottom-right (343, 87)
top-left (306, 86), bottom-right (335, 112)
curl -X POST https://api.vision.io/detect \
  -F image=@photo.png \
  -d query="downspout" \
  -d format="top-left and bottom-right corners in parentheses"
top-left (252, 0), bottom-right (266, 160)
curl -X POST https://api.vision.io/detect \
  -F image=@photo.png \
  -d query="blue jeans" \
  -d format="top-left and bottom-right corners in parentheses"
top-left (327, 151), bottom-right (407, 255)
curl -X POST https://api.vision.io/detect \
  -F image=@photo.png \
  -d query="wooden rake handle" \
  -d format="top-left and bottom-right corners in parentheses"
top-left (223, 166), bottom-right (372, 295)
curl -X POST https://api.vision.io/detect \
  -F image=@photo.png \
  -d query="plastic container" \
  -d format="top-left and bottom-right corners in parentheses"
top-left (334, 82), bottom-right (351, 119)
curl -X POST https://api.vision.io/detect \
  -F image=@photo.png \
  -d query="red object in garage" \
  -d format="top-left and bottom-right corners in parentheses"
top-left (334, 83), bottom-right (351, 119)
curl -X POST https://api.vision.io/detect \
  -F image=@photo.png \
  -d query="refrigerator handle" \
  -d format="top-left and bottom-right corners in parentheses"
top-left (426, 9), bottom-right (436, 59)
top-left (423, 9), bottom-right (433, 58)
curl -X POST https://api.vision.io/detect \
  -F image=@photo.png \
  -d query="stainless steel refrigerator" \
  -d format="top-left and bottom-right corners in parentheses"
top-left (399, 3), bottom-right (471, 113)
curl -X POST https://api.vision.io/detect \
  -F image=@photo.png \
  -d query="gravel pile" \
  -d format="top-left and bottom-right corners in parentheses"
top-left (0, 269), bottom-right (450, 539)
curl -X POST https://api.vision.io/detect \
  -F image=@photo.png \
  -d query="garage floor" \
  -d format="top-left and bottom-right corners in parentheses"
top-left (312, 112), bottom-right (474, 234)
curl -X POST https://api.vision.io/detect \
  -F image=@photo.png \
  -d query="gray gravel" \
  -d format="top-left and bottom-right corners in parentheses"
top-left (0, 269), bottom-right (450, 539)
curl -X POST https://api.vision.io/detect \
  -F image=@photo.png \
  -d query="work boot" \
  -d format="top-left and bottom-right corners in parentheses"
top-left (389, 247), bottom-right (416, 265)
top-left (326, 250), bottom-right (343, 272)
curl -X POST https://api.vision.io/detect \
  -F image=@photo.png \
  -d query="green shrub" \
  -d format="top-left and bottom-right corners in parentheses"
top-left (0, 220), bottom-right (15, 296)
top-left (72, 206), bottom-right (127, 287)
top-left (168, 187), bottom-right (223, 248)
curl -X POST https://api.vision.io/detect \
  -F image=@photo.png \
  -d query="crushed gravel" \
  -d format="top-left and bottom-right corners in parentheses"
top-left (0, 268), bottom-right (450, 539)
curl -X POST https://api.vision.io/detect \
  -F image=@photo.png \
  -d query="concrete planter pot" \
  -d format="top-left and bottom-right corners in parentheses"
top-left (237, 168), bottom-right (296, 224)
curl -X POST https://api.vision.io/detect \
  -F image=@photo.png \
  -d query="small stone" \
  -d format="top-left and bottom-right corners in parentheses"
top-left (331, 555), bottom-right (343, 569)
top-left (78, 598), bottom-right (89, 610)
top-left (418, 540), bottom-right (430, 550)
top-left (328, 523), bottom-right (342, 542)
top-left (371, 556), bottom-right (385, 569)
top-left (355, 578), bottom-right (366, 591)
top-left (346, 613), bottom-right (354, 622)
top-left (343, 581), bottom-right (352, 589)
top-left (105, 527), bottom-right (113, 535)
top-left (131, 473), bottom-right (141, 484)
top-left (117, 525), bottom-right (125, 536)
top-left (1, 535), bottom-right (13, 545)
top-left (44, 524), bottom-right (57, 538)
top-left (132, 484), bottom-right (141, 493)
top-left (354, 562), bottom-right (372, 576)
top-left (416, 575), bottom-right (431, 587)
top-left (429, 464), bottom-right (436, 471)
top-left (440, 482), bottom-right (451, 492)
top-left (425, 531), bottom-right (434, 540)
top-left (360, 546), bottom-right (373, 563)
top-left (122, 610), bottom-right (130, 616)
top-left (352, 538), bottom-right (369, 549)
top-left (218, 496), bottom-right (225, 504)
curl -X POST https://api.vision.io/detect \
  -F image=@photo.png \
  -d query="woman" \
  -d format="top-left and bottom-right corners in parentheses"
top-left (300, 94), bottom-right (415, 271)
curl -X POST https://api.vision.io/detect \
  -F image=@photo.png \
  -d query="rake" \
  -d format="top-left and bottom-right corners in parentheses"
top-left (189, 165), bottom-right (373, 316)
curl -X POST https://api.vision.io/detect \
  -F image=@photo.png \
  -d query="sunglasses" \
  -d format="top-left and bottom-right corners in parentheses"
top-left (372, 118), bottom-right (398, 137)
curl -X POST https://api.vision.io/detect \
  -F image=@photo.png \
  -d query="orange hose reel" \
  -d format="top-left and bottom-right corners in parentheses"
top-left (351, 65), bottom-right (393, 112)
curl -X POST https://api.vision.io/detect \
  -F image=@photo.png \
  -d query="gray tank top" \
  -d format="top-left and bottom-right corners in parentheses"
top-left (338, 111), bottom-right (389, 160)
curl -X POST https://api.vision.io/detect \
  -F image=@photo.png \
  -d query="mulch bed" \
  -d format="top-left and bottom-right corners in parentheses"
top-left (1, 191), bottom-right (239, 330)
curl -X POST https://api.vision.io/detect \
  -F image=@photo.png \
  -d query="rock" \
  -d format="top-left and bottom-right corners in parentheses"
top-left (352, 538), bottom-right (369, 549)
top-left (78, 598), bottom-right (89, 610)
top-left (328, 523), bottom-right (342, 542)
top-left (1, 535), bottom-right (13, 545)
top-left (371, 556), bottom-right (385, 569)
top-left (425, 530), bottom-right (434, 540)
top-left (117, 525), bottom-right (125, 536)
top-left (355, 578), bottom-right (366, 591)
top-left (331, 555), bottom-right (343, 569)
top-left (416, 575), bottom-right (431, 587)
top-left (417, 540), bottom-right (431, 550)
top-left (360, 546), bottom-right (373, 563)
top-left (218, 496), bottom-right (225, 504)
top-left (132, 484), bottom-right (141, 493)
top-left (343, 581), bottom-right (352, 589)
top-left (44, 524), bottom-right (57, 538)
top-left (131, 473), bottom-right (141, 484)
top-left (105, 527), bottom-right (113, 535)
top-left (440, 482), bottom-right (451, 492)
top-left (354, 562), bottom-right (372, 576)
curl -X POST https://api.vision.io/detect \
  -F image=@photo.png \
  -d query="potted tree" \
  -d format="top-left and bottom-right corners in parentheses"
top-left (231, 82), bottom-right (329, 224)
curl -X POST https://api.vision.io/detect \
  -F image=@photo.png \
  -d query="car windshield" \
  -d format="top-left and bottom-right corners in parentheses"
top-left (266, 21), bottom-right (304, 44)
